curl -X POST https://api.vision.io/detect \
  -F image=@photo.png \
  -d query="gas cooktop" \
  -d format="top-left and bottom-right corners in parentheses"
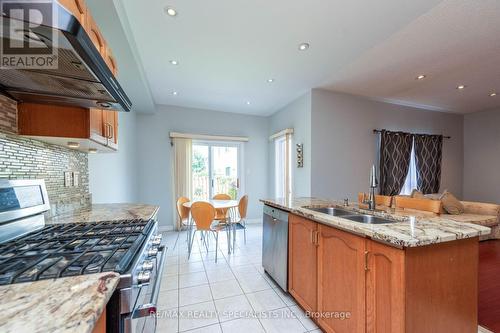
top-left (0, 219), bottom-right (153, 285)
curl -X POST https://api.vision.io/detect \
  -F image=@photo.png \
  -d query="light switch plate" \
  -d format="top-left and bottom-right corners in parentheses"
top-left (73, 172), bottom-right (80, 187)
top-left (64, 171), bottom-right (72, 187)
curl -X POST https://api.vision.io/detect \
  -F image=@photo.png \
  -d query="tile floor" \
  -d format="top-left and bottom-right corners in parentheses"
top-left (157, 224), bottom-right (319, 333)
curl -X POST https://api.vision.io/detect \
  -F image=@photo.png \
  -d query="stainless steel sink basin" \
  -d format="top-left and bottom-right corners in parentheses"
top-left (343, 214), bottom-right (396, 224)
top-left (305, 207), bottom-right (353, 216)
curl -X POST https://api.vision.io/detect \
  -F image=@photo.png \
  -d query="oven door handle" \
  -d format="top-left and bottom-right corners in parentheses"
top-left (132, 245), bottom-right (167, 318)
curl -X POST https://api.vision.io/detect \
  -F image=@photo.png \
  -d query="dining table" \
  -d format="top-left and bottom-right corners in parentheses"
top-left (183, 199), bottom-right (240, 254)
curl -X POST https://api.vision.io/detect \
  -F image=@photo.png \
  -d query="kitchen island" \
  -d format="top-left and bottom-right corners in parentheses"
top-left (261, 197), bottom-right (490, 333)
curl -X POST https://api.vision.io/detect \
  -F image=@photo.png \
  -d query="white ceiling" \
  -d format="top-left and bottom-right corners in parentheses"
top-left (120, 0), bottom-right (500, 115)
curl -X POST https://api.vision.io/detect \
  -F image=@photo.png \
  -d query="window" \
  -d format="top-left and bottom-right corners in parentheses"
top-left (274, 133), bottom-right (292, 198)
top-left (400, 143), bottom-right (418, 195)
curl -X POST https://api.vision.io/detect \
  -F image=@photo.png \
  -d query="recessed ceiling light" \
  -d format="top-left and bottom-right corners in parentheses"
top-left (165, 6), bottom-right (177, 17)
top-left (457, 84), bottom-right (466, 90)
top-left (298, 43), bottom-right (310, 51)
top-left (88, 148), bottom-right (98, 153)
top-left (172, 91), bottom-right (178, 96)
top-left (416, 74), bottom-right (426, 80)
top-left (267, 78), bottom-right (275, 83)
top-left (67, 142), bottom-right (80, 148)
top-left (246, 101), bottom-right (251, 105)
top-left (490, 92), bottom-right (497, 97)
top-left (170, 60), bottom-right (178, 65)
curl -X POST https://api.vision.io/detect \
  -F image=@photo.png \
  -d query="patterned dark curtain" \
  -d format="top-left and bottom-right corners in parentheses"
top-left (414, 134), bottom-right (443, 194)
top-left (379, 130), bottom-right (413, 195)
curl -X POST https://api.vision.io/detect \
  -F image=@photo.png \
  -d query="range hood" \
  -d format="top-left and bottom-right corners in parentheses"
top-left (0, 1), bottom-right (131, 112)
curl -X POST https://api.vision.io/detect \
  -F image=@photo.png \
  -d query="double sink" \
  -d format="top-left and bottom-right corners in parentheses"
top-left (305, 207), bottom-right (396, 224)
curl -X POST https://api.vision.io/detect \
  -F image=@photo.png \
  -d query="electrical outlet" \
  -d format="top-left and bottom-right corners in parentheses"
top-left (73, 172), bottom-right (80, 187)
top-left (64, 171), bottom-right (72, 187)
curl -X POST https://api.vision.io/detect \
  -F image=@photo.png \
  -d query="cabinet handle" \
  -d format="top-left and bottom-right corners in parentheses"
top-left (314, 230), bottom-right (319, 246)
top-left (364, 251), bottom-right (370, 271)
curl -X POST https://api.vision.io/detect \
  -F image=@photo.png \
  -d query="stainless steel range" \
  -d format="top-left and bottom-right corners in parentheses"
top-left (0, 179), bottom-right (166, 333)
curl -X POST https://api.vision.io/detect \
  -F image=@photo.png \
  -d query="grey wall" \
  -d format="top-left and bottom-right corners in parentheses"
top-left (136, 105), bottom-right (269, 228)
top-left (463, 109), bottom-right (500, 204)
top-left (268, 92), bottom-right (312, 197)
top-left (88, 111), bottom-right (138, 203)
top-left (310, 89), bottom-right (464, 201)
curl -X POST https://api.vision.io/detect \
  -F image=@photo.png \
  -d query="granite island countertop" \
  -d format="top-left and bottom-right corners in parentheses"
top-left (47, 203), bottom-right (159, 224)
top-left (0, 272), bottom-right (120, 333)
top-left (261, 197), bottom-right (491, 248)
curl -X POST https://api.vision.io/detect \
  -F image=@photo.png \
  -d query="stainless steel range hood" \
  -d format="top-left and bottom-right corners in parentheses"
top-left (0, 1), bottom-right (131, 112)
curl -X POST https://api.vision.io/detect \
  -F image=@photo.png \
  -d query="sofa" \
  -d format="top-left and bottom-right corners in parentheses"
top-left (393, 195), bottom-right (500, 240)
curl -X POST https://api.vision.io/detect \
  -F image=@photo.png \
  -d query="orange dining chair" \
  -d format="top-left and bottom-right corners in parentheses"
top-left (213, 193), bottom-right (231, 222)
top-left (176, 197), bottom-right (191, 242)
top-left (229, 195), bottom-right (248, 247)
top-left (189, 202), bottom-right (228, 262)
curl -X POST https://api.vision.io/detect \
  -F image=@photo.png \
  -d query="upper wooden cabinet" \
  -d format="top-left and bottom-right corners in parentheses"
top-left (288, 215), bottom-right (318, 313)
top-left (85, 13), bottom-right (105, 55)
top-left (18, 103), bottom-right (118, 153)
top-left (59, 0), bottom-right (87, 25)
top-left (104, 46), bottom-right (118, 75)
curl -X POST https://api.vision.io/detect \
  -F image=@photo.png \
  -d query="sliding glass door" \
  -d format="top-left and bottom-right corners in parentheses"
top-left (192, 141), bottom-right (243, 201)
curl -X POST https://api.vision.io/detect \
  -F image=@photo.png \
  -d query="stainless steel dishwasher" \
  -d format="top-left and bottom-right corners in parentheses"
top-left (262, 205), bottom-right (289, 291)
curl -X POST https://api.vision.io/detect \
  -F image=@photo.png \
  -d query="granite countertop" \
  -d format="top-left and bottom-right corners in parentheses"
top-left (0, 272), bottom-right (120, 333)
top-left (261, 197), bottom-right (491, 248)
top-left (47, 203), bottom-right (159, 224)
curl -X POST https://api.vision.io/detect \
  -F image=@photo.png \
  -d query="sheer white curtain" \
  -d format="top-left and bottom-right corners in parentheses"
top-left (400, 143), bottom-right (418, 195)
top-left (273, 130), bottom-right (292, 198)
top-left (171, 138), bottom-right (192, 230)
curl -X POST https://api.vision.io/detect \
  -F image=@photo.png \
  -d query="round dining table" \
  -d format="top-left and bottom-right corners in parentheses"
top-left (182, 199), bottom-right (239, 209)
top-left (183, 199), bottom-right (240, 253)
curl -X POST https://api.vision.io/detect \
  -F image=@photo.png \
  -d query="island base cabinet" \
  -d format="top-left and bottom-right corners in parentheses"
top-left (317, 225), bottom-right (366, 333)
top-left (405, 238), bottom-right (478, 333)
top-left (365, 239), bottom-right (405, 333)
top-left (288, 214), bottom-right (318, 313)
top-left (287, 214), bottom-right (479, 333)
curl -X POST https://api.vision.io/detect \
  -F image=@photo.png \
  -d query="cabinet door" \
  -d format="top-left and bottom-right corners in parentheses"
top-left (317, 225), bottom-right (365, 333)
top-left (85, 13), bottom-right (105, 55)
top-left (288, 214), bottom-right (317, 312)
top-left (89, 108), bottom-right (106, 145)
top-left (365, 240), bottom-right (405, 333)
top-left (104, 46), bottom-right (118, 75)
top-left (59, 0), bottom-right (86, 24)
top-left (103, 111), bottom-right (118, 149)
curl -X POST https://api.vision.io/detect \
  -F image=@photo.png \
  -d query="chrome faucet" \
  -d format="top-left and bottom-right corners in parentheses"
top-left (363, 165), bottom-right (378, 211)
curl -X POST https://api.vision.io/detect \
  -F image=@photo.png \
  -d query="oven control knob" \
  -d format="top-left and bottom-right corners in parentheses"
top-left (137, 271), bottom-right (151, 284)
top-left (151, 235), bottom-right (162, 246)
top-left (148, 247), bottom-right (159, 257)
top-left (142, 260), bottom-right (154, 271)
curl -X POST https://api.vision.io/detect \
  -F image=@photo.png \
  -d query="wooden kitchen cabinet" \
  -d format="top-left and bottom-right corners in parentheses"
top-left (288, 214), bottom-right (318, 313)
top-left (18, 103), bottom-right (118, 153)
top-left (365, 239), bottom-right (405, 333)
top-left (317, 225), bottom-right (365, 333)
top-left (287, 213), bottom-right (478, 333)
top-left (59, 0), bottom-right (87, 25)
top-left (85, 12), bottom-right (105, 55)
top-left (104, 110), bottom-right (118, 149)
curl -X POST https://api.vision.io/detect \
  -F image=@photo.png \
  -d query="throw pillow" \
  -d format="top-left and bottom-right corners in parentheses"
top-left (441, 191), bottom-right (465, 215)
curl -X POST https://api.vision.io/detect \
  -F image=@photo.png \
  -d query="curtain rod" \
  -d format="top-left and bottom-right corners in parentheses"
top-left (373, 129), bottom-right (451, 139)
